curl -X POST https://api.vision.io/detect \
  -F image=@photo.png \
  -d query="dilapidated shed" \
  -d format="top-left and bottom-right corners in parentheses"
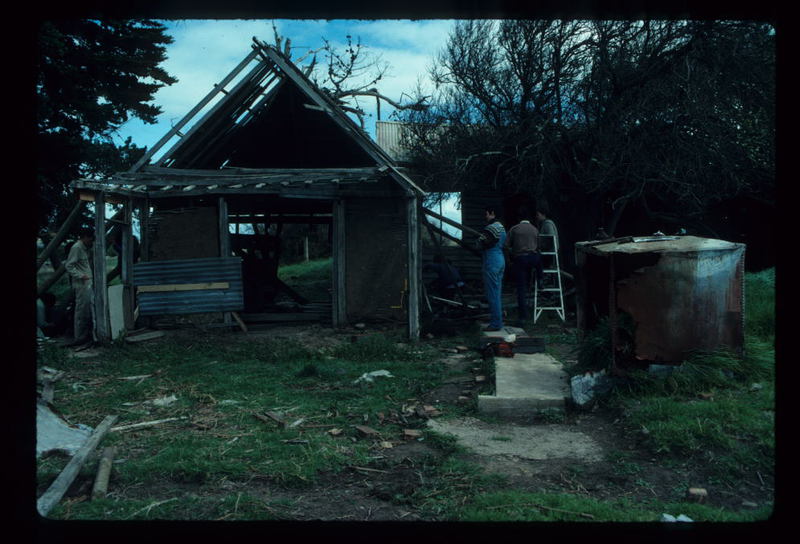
top-left (71, 38), bottom-right (425, 341)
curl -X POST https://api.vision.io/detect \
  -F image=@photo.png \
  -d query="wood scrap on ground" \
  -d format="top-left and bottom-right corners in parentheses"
top-left (253, 411), bottom-right (288, 429)
top-left (37, 415), bottom-right (118, 517)
top-left (110, 417), bottom-right (187, 433)
top-left (125, 331), bottom-right (166, 344)
top-left (91, 446), bottom-right (117, 500)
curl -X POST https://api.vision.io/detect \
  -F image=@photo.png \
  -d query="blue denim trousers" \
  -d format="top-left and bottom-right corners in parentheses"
top-left (482, 252), bottom-right (505, 328)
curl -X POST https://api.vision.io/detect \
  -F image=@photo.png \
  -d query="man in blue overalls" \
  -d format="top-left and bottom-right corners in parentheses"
top-left (476, 206), bottom-right (506, 331)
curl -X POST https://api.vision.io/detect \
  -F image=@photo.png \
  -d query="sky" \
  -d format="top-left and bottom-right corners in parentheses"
top-left (114, 19), bottom-right (463, 234)
top-left (114, 19), bottom-right (454, 151)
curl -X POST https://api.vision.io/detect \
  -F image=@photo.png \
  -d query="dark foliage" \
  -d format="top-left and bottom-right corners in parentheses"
top-left (36, 19), bottom-right (177, 231)
top-left (399, 20), bottom-right (774, 265)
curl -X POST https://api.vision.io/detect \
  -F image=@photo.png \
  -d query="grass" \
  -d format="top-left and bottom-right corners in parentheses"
top-left (608, 269), bottom-right (776, 485)
top-left (37, 330), bottom-right (450, 519)
top-left (455, 490), bottom-right (773, 522)
top-left (36, 263), bottom-right (776, 521)
top-left (278, 257), bottom-right (332, 302)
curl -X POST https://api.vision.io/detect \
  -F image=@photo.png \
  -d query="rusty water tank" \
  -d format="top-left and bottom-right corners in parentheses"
top-left (575, 235), bottom-right (745, 366)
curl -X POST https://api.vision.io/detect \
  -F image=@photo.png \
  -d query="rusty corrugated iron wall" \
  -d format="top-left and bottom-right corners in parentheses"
top-left (133, 257), bottom-right (244, 315)
top-left (576, 236), bottom-right (746, 366)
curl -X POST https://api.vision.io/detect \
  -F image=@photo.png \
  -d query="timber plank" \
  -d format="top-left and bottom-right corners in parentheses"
top-left (137, 282), bottom-right (230, 293)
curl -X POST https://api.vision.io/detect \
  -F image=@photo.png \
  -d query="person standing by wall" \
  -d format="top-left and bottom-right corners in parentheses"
top-left (64, 229), bottom-right (96, 347)
top-left (476, 206), bottom-right (506, 331)
top-left (505, 207), bottom-right (544, 323)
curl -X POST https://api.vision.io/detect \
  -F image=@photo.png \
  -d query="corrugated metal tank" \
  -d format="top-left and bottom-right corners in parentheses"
top-left (575, 236), bottom-right (746, 365)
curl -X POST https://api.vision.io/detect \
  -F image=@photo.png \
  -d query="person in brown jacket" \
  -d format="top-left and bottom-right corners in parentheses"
top-left (505, 208), bottom-right (544, 322)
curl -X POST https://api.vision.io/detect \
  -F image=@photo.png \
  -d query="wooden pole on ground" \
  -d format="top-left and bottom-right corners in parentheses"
top-left (91, 446), bottom-right (117, 500)
top-left (37, 415), bottom-right (118, 517)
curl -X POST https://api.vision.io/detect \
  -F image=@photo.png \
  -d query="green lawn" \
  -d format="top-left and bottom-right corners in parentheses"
top-left (36, 267), bottom-right (775, 521)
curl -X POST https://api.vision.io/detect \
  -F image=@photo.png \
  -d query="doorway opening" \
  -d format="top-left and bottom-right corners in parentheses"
top-left (227, 196), bottom-right (333, 328)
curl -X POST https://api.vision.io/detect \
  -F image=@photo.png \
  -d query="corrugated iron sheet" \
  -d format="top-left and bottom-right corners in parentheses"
top-left (376, 121), bottom-right (412, 163)
top-left (133, 257), bottom-right (244, 315)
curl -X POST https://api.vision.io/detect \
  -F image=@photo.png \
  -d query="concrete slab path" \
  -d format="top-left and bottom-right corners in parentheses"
top-left (478, 326), bottom-right (571, 417)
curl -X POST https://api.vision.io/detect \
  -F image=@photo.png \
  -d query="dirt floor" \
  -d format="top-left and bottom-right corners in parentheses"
top-left (46, 322), bottom-right (774, 521)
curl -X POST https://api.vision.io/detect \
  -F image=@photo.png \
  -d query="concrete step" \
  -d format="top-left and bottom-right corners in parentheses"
top-left (478, 351), bottom-right (570, 418)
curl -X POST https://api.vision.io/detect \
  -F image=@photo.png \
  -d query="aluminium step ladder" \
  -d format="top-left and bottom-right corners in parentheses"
top-left (533, 230), bottom-right (566, 322)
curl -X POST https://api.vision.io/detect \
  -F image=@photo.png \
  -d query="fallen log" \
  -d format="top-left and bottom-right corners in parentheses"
top-left (37, 415), bottom-right (118, 517)
top-left (91, 446), bottom-right (117, 500)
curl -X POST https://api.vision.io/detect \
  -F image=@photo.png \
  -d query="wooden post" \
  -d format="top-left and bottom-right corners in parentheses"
top-left (219, 197), bottom-right (232, 327)
top-left (332, 199), bottom-right (346, 327)
top-left (121, 198), bottom-right (135, 330)
top-left (37, 200), bottom-right (86, 271)
top-left (37, 415), bottom-right (118, 517)
top-left (407, 197), bottom-right (420, 340)
top-left (304, 236), bottom-right (309, 262)
top-left (139, 200), bottom-right (150, 262)
top-left (574, 245), bottom-right (587, 340)
top-left (93, 193), bottom-right (110, 341)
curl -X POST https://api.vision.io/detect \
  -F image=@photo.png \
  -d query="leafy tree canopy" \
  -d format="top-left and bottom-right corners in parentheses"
top-left (37, 19), bottom-right (177, 231)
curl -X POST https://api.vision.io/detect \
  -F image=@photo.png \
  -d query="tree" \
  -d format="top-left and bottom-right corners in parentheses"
top-left (271, 25), bottom-right (429, 131)
top-left (399, 20), bottom-right (775, 251)
top-left (36, 19), bottom-right (177, 232)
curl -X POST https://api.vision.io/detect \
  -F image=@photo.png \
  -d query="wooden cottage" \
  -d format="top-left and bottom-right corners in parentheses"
top-left (70, 39), bottom-right (426, 341)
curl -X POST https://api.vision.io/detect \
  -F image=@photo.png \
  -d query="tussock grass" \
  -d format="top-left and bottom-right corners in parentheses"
top-left (744, 268), bottom-right (775, 342)
top-left (610, 268), bottom-right (775, 483)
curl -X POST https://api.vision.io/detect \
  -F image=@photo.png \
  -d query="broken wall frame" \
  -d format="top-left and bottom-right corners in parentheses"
top-left (71, 40), bottom-right (427, 340)
top-left (88, 184), bottom-right (421, 339)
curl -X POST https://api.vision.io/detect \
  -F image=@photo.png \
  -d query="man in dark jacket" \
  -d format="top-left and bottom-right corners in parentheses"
top-left (505, 207), bottom-right (544, 322)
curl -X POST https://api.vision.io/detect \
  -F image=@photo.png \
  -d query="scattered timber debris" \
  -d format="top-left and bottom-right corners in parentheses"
top-left (125, 330), bottom-right (166, 344)
top-left (91, 446), bottom-right (117, 500)
top-left (37, 415), bottom-right (118, 517)
top-left (110, 417), bottom-right (187, 433)
top-left (354, 425), bottom-right (380, 437)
